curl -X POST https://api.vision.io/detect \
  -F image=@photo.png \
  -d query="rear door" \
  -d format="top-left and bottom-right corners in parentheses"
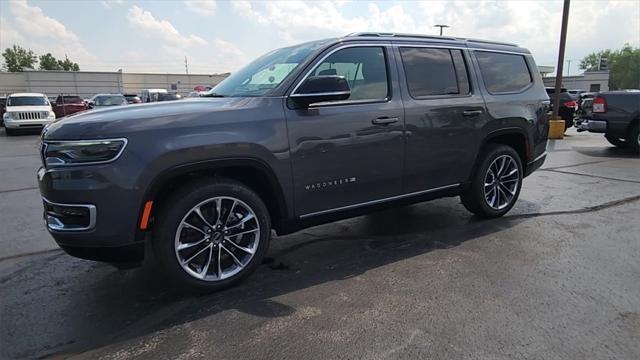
top-left (394, 44), bottom-right (488, 193)
top-left (285, 43), bottom-right (405, 217)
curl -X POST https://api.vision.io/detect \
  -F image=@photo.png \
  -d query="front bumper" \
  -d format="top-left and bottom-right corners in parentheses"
top-left (4, 118), bottom-right (54, 129)
top-left (37, 163), bottom-right (144, 250)
top-left (575, 119), bottom-right (607, 133)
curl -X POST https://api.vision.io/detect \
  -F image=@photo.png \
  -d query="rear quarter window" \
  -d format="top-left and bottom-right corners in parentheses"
top-left (475, 51), bottom-right (532, 94)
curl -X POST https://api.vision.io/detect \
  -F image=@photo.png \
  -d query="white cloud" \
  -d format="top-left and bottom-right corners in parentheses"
top-left (231, 1), bottom-right (269, 25)
top-left (185, 0), bottom-right (217, 16)
top-left (101, 0), bottom-right (124, 10)
top-left (232, 0), bottom-right (639, 72)
top-left (1, 0), bottom-right (98, 69)
top-left (127, 5), bottom-right (208, 47)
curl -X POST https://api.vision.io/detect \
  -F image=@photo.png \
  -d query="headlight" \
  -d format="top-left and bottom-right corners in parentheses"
top-left (3, 112), bottom-right (13, 120)
top-left (43, 138), bottom-right (127, 166)
top-left (48, 111), bottom-right (55, 120)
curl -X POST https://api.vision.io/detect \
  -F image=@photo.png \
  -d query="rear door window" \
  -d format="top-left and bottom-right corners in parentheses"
top-left (475, 51), bottom-right (532, 93)
top-left (399, 48), bottom-right (470, 97)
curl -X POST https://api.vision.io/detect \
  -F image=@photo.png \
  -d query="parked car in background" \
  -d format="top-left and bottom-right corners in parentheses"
top-left (193, 85), bottom-right (212, 92)
top-left (38, 33), bottom-right (549, 291)
top-left (576, 90), bottom-right (640, 151)
top-left (187, 91), bottom-right (206, 97)
top-left (0, 96), bottom-right (6, 127)
top-left (141, 89), bottom-right (168, 103)
top-left (546, 87), bottom-right (577, 130)
top-left (52, 95), bottom-right (89, 118)
top-left (568, 89), bottom-right (586, 97)
top-left (124, 94), bottom-right (142, 104)
top-left (3, 93), bottom-right (55, 135)
top-left (575, 92), bottom-right (596, 120)
top-left (157, 93), bottom-right (182, 101)
top-left (88, 94), bottom-right (128, 109)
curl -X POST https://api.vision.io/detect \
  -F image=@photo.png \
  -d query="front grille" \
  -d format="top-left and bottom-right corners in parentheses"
top-left (16, 111), bottom-right (48, 120)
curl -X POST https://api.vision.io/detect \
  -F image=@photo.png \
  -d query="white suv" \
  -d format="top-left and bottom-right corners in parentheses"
top-left (3, 93), bottom-right (56, 136)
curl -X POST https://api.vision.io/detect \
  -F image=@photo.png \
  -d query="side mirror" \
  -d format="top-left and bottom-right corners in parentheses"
top-left (290, 75), bottom-right (351, 107)
top-left (87, 101), bottom-right (94, 109)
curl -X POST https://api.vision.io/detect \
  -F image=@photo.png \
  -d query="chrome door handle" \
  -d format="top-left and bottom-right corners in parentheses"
top-left (372, 116), bottom-right (399, 125)
top-left (462, 110), bottom-right (483, 117)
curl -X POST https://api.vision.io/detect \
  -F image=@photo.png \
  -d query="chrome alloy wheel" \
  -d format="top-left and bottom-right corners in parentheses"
top-left (174, 196), bottom-right (260, 281)
top-left (484, 155), bottom-right (520, 210)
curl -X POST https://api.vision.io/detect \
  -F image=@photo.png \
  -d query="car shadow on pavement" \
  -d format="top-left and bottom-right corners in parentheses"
top-left (573, 146), bottom-right (639, 159)
top-left (0, 198), bottom-right (537, 359)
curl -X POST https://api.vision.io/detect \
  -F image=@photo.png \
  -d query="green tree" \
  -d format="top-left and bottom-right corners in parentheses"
top-left (1, 45), bottom-right (37, 72)
top-left (580, 45), bottom-right (640, 90)
top-left (57, 55), bottom-right (80, 71)
top-left (39, 53), bottom-right (62, 70)
top-left (579, 49), bottom-right (613, 71)
top-left (609, 44), bottom-right (640, 90)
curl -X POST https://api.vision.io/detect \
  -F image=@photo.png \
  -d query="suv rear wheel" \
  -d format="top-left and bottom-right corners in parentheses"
top-left (461, 144), bottom-right (523, 218)
top-left (153, 178), bottom-right (271, 291)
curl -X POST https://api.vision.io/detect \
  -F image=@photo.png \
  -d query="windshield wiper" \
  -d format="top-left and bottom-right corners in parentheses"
top-left (200, 92), bottom-right (226, 98)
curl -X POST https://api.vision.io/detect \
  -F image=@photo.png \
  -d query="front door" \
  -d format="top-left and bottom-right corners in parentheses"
top-left (285, 45), bottom-right (405, 217)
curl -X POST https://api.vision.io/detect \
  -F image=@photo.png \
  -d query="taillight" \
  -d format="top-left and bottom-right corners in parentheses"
top-left (563, 100), bottom-right (577, 109)
top-left (593, 96), bottom-right (607, 113)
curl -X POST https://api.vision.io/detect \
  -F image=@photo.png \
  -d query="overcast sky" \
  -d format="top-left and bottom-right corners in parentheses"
top-left (1, 0), bottom-right (638, 75)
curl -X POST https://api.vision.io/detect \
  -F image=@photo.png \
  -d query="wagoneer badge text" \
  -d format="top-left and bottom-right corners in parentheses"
top-left (305, 177), bottom-right (357, 191)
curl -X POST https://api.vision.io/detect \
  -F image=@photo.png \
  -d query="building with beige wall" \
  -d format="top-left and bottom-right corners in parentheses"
top-left (0, 70), bottom-right (229, 98)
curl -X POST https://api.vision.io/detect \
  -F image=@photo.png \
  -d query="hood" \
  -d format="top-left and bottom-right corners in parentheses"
top-left (43, 97), bottom-right (278, 140)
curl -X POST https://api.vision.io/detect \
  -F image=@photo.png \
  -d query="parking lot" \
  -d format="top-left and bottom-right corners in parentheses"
top-left (0, 129), bottom-right (639, 359)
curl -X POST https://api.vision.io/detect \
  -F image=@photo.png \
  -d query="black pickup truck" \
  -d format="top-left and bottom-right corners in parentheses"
top-left (576, 90), bottom-right (640, 152)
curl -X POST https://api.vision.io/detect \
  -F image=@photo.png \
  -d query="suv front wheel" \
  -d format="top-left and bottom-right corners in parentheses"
top-left (153, 178), bottom-right (271, 291)
top-left (461, 144), bottom-right (523, 218)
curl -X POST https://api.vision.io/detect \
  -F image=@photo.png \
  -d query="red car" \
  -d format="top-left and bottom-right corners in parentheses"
top-left (52, 95), bottom-right (88, 118)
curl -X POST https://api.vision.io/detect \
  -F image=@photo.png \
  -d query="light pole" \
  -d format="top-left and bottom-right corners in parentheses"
top-left (552, 0), bottom-right (570, 120)
top-left (434, 24), bottom-right (449, 36)
top-left (565, 59), bottom-right (574, 76)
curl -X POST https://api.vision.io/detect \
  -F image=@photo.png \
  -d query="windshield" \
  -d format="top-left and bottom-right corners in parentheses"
top-left (94, 96), bottom-right (126, 106)
top-left (7, 96), bottom-right (49, 106)
top-left (208, 40), bottom-right (329, 97)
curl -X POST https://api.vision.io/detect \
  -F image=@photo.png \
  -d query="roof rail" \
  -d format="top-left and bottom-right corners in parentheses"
top-left (463, 38), bottom-right (518, 47)
top-left (345, 32), bottom-right (518, 47)
top-left (346, 32), bottom-right (458, 41)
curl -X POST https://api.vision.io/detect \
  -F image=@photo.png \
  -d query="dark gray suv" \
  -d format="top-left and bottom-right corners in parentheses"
top-left (38, 33), bottom-right (549, 290)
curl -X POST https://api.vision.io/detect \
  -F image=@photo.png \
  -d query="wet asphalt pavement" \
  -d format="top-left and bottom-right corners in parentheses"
top-left (1, 129), bottom-right (639, 359)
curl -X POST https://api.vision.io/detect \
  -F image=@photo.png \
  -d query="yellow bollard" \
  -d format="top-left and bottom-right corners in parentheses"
top-left (548, 116), bottom-right (565, 139)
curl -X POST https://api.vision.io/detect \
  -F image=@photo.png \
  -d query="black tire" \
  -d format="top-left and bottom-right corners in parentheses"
top-left (626, 123), bottom-right (640, 152)
top-left (461, 144), bottom-right (523, 218)
top-left (153, 178), bottom-right (271, 292)
top-left (605, 135), bottom-right (628, 148)
top-left (5, 127), bottom-right (15, 136)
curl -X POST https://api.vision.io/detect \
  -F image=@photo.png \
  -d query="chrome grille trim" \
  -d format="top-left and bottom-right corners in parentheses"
top-left (16, 111), bottom-right (48, 120)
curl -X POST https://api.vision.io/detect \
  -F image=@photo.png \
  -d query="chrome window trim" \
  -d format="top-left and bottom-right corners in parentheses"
top-left (289, 43), bottom-right (393, 99)
top-left (42, 137), bottom-right (128, 168)
top-left (290, 91), bottom-right (351, 98)
top-left (299, 183), bottom-right (460, 219)
top-left (42, 197), bottom-right (97, 232)
top-left (289, 42), bottom-right (530, 103)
